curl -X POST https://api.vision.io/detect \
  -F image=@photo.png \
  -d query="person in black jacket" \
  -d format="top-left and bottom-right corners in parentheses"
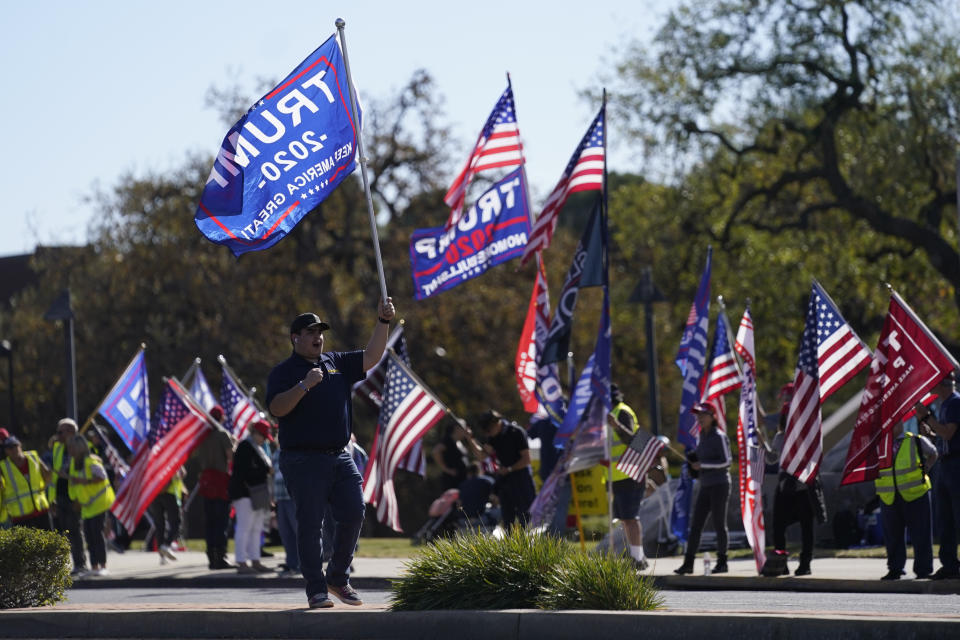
top-left (432, 422), bottom-right (469, 491)
top-left (470, 410), bottom-right (535, 530)
top-left (675, 402), bottom-right (732, 575)
top-left (229, 419), bottom-right (274, 574)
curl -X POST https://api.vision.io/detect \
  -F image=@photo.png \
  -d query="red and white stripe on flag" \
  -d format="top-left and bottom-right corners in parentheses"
top-left (443, 85), bottom-right (524, 227)
top-left (615, 429), bottom-right (664, 482)
top-left (842, 291), bottom-right (959, 485)
top-left (362, 354), bottom-right (447, 532)
top-left (734, 307), bottom-right (766, 573)
top-left (519, 106), bottom-right (604, 265)
top-left (782, 282), bottom-right (871, 484)
top-left (111, 380), bottom-right (212, 533)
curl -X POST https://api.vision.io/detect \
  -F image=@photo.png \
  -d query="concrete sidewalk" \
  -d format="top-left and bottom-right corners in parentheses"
top-left (66, 547), bottom-right (960, 594)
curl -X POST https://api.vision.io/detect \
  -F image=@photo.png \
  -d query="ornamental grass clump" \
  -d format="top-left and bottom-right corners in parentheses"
top-left (389, 527), bottom-right (663, 612)
top-left (389, 526), bottom-right (568, 611)
top-left (0, 526), bottom-right (72, 609)
top-left (538, 550), bottom-right (664, 611)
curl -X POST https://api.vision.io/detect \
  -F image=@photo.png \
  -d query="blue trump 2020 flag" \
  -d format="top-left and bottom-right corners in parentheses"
top-left (675, 246), bottom-right (712, 450)
top-left (195, 34), bottom-right (360, 256)
top-left (409, 168), bottom-right (531, 300)
top-left (98, 349), bottom-right (150, 451)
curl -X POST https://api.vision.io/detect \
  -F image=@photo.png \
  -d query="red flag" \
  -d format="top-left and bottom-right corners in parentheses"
top-left (362, 354), bottom-right (447, 531)
top-left (111, 379), bottom-right (212, 533)
top-left (841, 291), bottom-right (959, 485)
top-left (515, 261), bottom-right (548, 413)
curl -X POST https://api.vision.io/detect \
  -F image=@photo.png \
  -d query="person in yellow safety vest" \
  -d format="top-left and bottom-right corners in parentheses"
top-left (1, 435), bottom-right (54, 529)
top-left (50, 418), bottom-right (88, 575)
top-left (151, 466), bottom-right (187, 565)
top-left (67, 434), bottom-right (115, 577)
top-left (606, 383), bottom-right (658, 571)
top-left (876, 421), bottom-right (939, 581)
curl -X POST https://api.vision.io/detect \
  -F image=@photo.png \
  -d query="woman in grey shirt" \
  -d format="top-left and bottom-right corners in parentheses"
top-left (675, 403), bottom-right (732, 574)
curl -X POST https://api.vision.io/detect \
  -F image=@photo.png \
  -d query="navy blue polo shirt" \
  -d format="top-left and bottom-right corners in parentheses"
top-left (266, 350), bottom-right (364, 450)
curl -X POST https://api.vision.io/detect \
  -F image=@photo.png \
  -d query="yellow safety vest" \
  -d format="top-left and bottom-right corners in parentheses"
top-left (68, 455), bottom-right (115, 519)
top-left (609, 402), bottom-right (640, 483)
top-left (166, 473), bottom-right (185, 502)
top-left (47, 441), bottom-right (69, 504)
top-left (875, 433), bottom-right (931, 505)
top-left (1, 451), bottom-right (51, 520)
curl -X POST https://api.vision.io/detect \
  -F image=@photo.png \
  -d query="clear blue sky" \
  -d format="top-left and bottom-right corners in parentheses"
top-left (0, 0), bottom-right (675, 257)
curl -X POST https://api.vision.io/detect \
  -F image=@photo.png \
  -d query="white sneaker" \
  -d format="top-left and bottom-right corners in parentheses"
top-left (159, 545), bottom-right (178, 561)
top-left (159, 553), bottom-right (169, 565)
top-left (94, 568), bottom-right (109, 577)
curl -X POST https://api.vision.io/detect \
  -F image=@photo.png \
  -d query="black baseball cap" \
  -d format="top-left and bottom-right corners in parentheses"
top-left (290, 313), bottom-right (331, 334)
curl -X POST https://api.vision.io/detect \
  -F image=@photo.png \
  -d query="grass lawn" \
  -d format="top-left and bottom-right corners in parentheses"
top-left (182, 537), bottom-right (929, 559)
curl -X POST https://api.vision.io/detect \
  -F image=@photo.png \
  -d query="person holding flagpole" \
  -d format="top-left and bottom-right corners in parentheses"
top-left (605, 383), bottom-right (649, 570)
top-left (267, 298), bottom-right (395, 609)
top-left (675, 403), bottom-right (732, 575)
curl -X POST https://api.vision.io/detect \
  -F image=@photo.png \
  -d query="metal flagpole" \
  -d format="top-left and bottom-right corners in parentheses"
top-left (217, 354), bottom-right (266, 415)
top-left (180, 358), bottom-right (200, 390)
top-left (79, 343), bottom-right (146, 435)
top-left (335, 18), bottom-right (388, 303)
top-left (600, 90), bottom-right (615, 547)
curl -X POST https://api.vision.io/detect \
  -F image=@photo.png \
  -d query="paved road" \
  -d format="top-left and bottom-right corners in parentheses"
top-left (63, 588), bottom-right (960, 615)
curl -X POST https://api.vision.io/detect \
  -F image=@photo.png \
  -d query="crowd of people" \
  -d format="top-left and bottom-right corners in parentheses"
top-left (3, 298), bottom-right (960, 606)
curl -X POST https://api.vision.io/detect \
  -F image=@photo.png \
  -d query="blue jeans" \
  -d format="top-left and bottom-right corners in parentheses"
top-left (936, 458), bottom-right (960, 572)
top-left (276, 498), bottom-right (299, 572)
top-left (881, 492), bottom-right (933, 577)
top-left (279, 450), bottom-right (364, 598)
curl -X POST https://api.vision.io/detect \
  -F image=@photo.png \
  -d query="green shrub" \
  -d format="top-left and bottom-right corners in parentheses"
top-left (538, 551), bottom-right (664, 611)
top-left (0, 526), bottom-right (72, 609)
top-left (390, 527), bottom-right (568, 610)
top-left (389, 528), bottom-right (662, 612)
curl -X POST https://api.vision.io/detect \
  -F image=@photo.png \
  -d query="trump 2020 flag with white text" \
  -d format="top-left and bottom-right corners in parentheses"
top-left (98, 348), bottom-right (150, 451)
top-left (189, 367), bottom-right (217, 412)
top-left (410, 168), bottom-right (531, 300)
top-left (195, 33), bottom-right (359, 256)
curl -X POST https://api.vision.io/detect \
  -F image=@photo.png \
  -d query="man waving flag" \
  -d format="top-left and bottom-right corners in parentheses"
top-left (782, 281), bottom-right (871, 484)
top-left (443, 83), bottom-right (524, 228)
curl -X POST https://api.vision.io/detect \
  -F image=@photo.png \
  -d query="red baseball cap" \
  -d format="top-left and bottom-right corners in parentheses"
top-left (0, 428), bottom-right (9, 442)
top-left (690, 402), bottom-right (717, 417)
top-left (249, 419), bottom-right (276, 443)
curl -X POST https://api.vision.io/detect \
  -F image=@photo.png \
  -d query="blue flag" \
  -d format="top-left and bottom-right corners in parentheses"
top-left (670, 462), bottom-right (694, 543)
top-left (675, 247), bottom-right (712, 449)
top-left (189, 367), bottom-right (217, 411)
top-left (409, 168), bottom-right (531, 299)
top-left (98, 349), bottom-right (150, 451)
top-left (540, 197), bottom-right (605, 366)
top-left (195, 34), bottom-right (360, 256)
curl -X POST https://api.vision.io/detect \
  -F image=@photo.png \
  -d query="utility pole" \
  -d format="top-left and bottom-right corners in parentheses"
top-left (44, 289), bottom-right (77, 420)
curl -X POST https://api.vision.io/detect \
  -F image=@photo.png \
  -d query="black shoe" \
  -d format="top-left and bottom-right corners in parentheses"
top-left (794, 564), bottom-right (811, 577)
top-left (674, 561), bottom-right (694, 575)
top-left (930, 567), bottom-right (960, 580)
top-left (260, 548), bottom-right (275, 558)
top-left (880, 570), bottom-right (902, 581)
top-left (712, 560), bottom-right (728, 574)
top-left (632, 557), bottom-right (650, 571)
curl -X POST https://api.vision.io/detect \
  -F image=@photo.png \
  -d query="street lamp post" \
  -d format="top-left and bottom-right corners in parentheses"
top-left (44, 289), bottom-right (78, 421)
top-left (0, 339), bottom-right (14, 430)
top-left (629, 267), bottom-right (666, 436)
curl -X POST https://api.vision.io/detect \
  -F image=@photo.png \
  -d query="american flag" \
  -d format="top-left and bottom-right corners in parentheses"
top-left (519, 105), bottom-right (605, 265)
top-left (443, 84), bottom-right (524, 227)
top-left (362, 353), bottom-right (447, 532)
top-left (111, 379), bottom-right (211, 533)
top-left (699, 308), bottom-right (742, 434)
top-left (352, 325), bottom-right (426, 477)
top-left (615, 428), bottom-right (665, 482)
top-left (220, 365), bottom-right (259, 439)
top-left (782, 282), bottom-right (871, 483)
top-left (734, 307), bottom-right (766, 573)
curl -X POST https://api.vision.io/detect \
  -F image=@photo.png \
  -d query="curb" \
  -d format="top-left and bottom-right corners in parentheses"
top-left (66, 574), bottom-right (960, 595)
top-left (1, 608), bottom-right (957, 639)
